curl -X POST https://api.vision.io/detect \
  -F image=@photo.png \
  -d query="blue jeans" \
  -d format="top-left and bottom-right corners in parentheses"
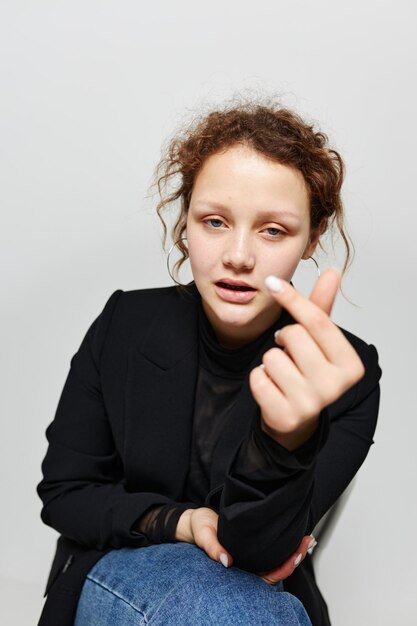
top-left (74, 542), bottom-right (312, 625)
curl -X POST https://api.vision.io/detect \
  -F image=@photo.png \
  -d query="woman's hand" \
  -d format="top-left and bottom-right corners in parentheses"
top-left (249, 269), bottom-right (366, 450)
top-left (176, 507), bottom-right (316, 583)
top-left (176, 507), bottom-right (233, 569)
top-left (257, 535), bottom-right (317, 584)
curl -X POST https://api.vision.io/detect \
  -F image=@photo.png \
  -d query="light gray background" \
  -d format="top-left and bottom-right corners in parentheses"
top-left (1, 1), bottom-right (416, 624)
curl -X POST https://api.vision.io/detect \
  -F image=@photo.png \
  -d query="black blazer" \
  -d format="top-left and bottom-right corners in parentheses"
top-left (37, 283), bottom-right (382, 626)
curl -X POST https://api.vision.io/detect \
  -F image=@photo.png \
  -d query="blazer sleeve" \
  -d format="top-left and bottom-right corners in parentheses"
top-left (37, 290), bottom-right (189, 550)
top-left (212, 342), bottom-right (382, 572)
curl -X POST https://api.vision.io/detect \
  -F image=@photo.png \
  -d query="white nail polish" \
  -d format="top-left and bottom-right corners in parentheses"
top-left (307, 537), bottom-right (317, 551)
top-left (294, 553), bottom-right (302, 567)
top-left (220, 553), bottom-right (229, 568)
top-left (265, 275), bottom-right (284, 292)
top-left (274, 329), bottom-right (280, 339)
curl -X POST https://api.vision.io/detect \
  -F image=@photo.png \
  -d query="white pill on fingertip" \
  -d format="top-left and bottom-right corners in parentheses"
top-left (265, 276), bottom-right (284, 292)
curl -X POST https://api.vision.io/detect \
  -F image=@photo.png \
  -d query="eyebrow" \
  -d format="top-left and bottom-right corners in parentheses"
top-left (193, 201), bottom-right (301, 224)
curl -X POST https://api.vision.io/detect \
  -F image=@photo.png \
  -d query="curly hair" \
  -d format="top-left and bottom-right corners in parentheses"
top-left (150, 95), bottom-right (353, 291)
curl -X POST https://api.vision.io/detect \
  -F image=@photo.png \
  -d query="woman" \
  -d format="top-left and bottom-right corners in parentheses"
top-left (37, 100), bottom-right (382, 626)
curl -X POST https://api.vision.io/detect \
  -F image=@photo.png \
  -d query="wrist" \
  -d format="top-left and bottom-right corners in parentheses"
top-left (261, 416), bottom-right (319, 451)
top-left (175, 508), bottom-right (194, 542)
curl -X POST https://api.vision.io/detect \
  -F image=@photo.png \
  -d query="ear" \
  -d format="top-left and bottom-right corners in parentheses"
top-left (301, 218), bottom-right (327, 260)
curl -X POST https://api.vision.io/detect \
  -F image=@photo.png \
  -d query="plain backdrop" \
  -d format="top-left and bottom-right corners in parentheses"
top-left (1, 1), bottom-right (416, 624)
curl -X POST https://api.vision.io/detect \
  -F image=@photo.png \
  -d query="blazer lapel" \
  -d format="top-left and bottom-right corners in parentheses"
top-left (123, 285), bottom-right (200, 499)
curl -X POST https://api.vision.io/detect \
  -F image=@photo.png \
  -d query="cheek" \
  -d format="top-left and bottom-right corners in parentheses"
top-left (258, 246), bottom-right (303, 281)
top-left (188, 235), bottom-right (217, 276)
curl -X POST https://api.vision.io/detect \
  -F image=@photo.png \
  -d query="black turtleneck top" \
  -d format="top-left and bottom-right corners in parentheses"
top-left (133, 296), bottom-right (325, 543)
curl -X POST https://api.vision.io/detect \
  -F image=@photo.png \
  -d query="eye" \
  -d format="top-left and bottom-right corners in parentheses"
top-left (204, 218), bottom-right (224, 229)
top-left (264, 227), bottom-right (285, 237)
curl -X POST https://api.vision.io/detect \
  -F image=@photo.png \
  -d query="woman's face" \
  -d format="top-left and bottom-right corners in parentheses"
top-left (186, 143), bottom-right (321, 348)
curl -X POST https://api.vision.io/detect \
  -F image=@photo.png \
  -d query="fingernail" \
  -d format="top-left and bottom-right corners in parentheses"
top-left (294, 553), bottom-right (303, 567)
top-left (219, 553), bottom-right (229, 568)
top-left (307, 537), bottom-right (318, 551)
top-left (265, 275), bottom-right (284, 292)
top-left (274, 330), bottom-right (280, 339)
top-left (259, 363), bottom-right (265, 369)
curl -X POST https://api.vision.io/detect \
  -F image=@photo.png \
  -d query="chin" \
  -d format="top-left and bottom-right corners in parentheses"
top-left (211, 302), bottom-right (259, 328)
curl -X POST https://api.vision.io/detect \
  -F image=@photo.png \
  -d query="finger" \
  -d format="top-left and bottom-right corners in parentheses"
top-left (308, 268), bottom-right (340, 315)
top-left (259, 535), bottom-right (317, 584)
top-left (260, 535), bottom-right (316, 584)
top-left (265, 271), bottom-right (353, 365)
top-left (266, 268), bottom-right (339, 318)
top-left (195, 524), bottom-right (234, 569)
top-left (262, 346), bottom-right (327, 418)
top-left (249, 366), bottom-right (289, 425)
top-left (274, 324), bottom-right (331, 382)
top-left (263, 346), bottom-right (305, 393)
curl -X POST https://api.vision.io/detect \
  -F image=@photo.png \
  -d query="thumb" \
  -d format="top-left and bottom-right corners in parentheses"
top-left (197, 524), bottom-right (233, 569)
top-left (308, 268), bottom-right (340, 316)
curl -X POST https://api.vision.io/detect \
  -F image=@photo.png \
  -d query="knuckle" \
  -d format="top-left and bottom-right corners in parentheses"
top-left (310, 394), bottom-right (324, 416)
top-left (355, 359), bottom-right (366, 381)
top-left (264, 347), bottom-right (280, 360)
top-left (249, 370), bottom-right (270, 396)
top-left (282, 324), bottom-right (303, 340)
top-left (250, 366), bottom-right (264, 383)
top-left (280, 414), bottom-right (299, 433)
top-left (250, 366), bottom-right (263, 381)
top-left (345, 357), bottom-right (366, 386)
top-left (253, 379), bottom-right (267, 396)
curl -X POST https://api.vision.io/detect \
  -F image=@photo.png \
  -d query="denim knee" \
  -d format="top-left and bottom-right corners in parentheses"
top-left (75, 543), bottom-right (312, 626)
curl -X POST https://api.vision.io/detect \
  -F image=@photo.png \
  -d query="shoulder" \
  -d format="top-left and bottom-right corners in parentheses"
top-left (112, 283), bottom-right (199, 323)
top-left (99, 283), bottom-right (194, 313)
top-left (94, 283), bottom-right (199, 348)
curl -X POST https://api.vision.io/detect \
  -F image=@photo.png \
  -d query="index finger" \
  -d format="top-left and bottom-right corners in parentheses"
top-left (264, 269), bottom-right (349, 365)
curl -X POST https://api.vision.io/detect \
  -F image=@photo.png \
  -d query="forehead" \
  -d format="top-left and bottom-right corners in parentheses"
top-left (191, 144), bottom-right (310, 219)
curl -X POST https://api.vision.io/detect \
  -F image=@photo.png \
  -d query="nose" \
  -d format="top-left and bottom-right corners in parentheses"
top-left (222, 231), bottom-right (255, 271)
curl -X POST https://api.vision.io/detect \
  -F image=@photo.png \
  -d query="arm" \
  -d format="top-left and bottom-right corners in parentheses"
top-left (212, 342), bottom-right (380, 572)
top-left (207, 271), bottom-right (382, 572)
top-left (131, 503), bottom-right (199, 543)
top-left (307, 343), bottom-right (381, 529)
top-left (37, 290), bottom-right (193, 550)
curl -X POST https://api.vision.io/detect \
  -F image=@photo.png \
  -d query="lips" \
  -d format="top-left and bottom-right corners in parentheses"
top-left (215, 279), bottom-right (257, 292)
top-left (214, 279), bottom-right (258, 304)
